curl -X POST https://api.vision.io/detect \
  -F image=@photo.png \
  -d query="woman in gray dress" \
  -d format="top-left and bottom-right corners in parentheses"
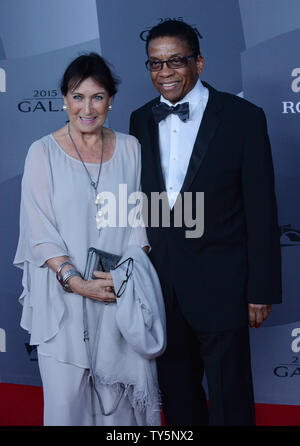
top-left (13, 53), bottom-right (165, 426)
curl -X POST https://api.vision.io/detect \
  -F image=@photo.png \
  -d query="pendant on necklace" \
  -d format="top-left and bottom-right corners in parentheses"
top-left (91, 181), bottom-right (96, 188)
top-left (96, 210), bottom-right (103, 230)
top-left (95, 193), bottom-right (104, 230)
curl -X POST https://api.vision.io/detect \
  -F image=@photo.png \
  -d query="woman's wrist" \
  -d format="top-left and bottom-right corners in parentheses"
top-left (55, 260), bottom-right (83, 293)
top-left (67, 275), bottom-right (86, 294)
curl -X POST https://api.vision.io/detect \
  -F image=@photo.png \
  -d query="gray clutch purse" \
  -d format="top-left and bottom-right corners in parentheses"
top-left (83, 247), bottom-right (121, 280)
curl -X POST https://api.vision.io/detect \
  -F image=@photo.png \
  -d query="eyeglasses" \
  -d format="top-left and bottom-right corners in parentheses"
top-left (145, 55), bottom-right (197, 72)
top-left (114, 257), bottom-right (134, 298)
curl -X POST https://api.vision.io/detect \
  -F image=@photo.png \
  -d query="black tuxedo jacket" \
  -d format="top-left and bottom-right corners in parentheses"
top-left (130, 81), bottom-right (282, 332)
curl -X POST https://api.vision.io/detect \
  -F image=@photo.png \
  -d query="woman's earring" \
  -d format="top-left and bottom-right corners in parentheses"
top-left (108, 105), bottom-right (112, 111)
top-left (62, 104), bottom-right (69, 111)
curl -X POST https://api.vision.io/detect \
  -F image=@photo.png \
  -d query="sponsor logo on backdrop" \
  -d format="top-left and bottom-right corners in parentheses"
top-left (282, 68), bottom-right (300, 113)
top-left (0, 328), bottom-right (6, 352)
top-left (140, 17), bottom-right (184, 41)
top-left (280, 224), bottom-right (300, 247)
top-left (139, 17), bottom-right (202, 42)
top-left (0, 67), bottom-right (6, 93)
top-left (18, 89), bottom-right (63, 113)
top-left (273, 328), bottom-right (300, 378)
top-left (25, 343), bottom-right (38, 361)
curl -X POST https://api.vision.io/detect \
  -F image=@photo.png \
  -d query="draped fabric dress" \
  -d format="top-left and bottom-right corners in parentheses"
top-left (13, 131), bottom-right (162, 426)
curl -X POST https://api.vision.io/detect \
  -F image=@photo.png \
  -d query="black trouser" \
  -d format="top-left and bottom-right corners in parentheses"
top-left (157, 295), bottom-right (255, 426)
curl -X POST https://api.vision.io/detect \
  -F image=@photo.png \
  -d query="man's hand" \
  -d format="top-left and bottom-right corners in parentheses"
top-left (248, 304), bottom-right (272, 328)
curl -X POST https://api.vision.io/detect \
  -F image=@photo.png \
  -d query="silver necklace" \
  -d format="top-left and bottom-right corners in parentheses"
top-left (68, 123), bottom-right (104, 230)
top-left (68, 123), bottom-right (104, 191)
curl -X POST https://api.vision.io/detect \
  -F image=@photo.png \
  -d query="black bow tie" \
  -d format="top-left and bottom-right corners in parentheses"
top-left (152, 102), bottom-right (189, 123)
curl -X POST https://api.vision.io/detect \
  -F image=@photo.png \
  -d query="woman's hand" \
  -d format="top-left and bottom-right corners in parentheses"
top-left (46, 256), bottom-right (116, 303)
top-left (68, 271), bottom-right (116, 304)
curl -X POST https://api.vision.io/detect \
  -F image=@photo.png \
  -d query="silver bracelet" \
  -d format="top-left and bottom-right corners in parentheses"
top-left (60, 269), bottom-right (82, 293)
top-left (56, 261), bottom-right (81, 293)
top-left (56, 261), bottom-right (73, 281)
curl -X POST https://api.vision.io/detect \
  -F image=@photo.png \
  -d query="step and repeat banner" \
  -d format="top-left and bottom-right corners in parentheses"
top-left (0, 0), bottom-right (299, 405)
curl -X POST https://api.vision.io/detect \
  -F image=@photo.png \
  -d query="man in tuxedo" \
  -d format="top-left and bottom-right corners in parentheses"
top-left (130, 19), bottom-right (282, 426)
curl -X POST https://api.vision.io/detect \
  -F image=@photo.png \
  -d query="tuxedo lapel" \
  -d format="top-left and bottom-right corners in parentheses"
top-left (147, 100), bottom-right (166, 192)
top-left (180, 82), bottom-right (223, 195)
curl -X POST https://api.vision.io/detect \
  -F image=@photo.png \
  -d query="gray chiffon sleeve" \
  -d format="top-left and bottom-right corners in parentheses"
top-left (13, 140), bottom-right (68, 344)
top-left (14, 140), bottom-right (68, 268)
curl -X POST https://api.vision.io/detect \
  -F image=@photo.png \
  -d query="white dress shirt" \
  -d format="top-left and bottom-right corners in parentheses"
top-left (158, 80), bottom-right (209, 208)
